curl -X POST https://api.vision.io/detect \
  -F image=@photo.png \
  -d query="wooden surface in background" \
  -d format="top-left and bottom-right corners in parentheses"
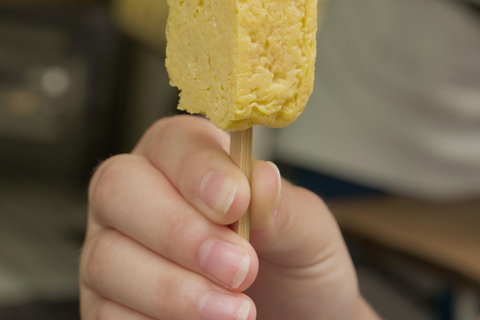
top-left (0, 0), bottom-right (98, 3)
top-left (329, 196), bottom-right (480, 287)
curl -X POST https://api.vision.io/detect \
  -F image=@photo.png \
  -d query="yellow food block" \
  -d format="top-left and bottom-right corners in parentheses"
top-left (166, 0), bottom-right (318, 131)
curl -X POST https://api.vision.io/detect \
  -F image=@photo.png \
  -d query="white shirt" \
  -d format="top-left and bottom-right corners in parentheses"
top-left (275, 0), bottom-right (480, 200)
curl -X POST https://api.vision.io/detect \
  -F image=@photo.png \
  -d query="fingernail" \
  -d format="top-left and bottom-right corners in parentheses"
top-left (251, 161), bottom-right (282, 231)
top-left (199, 292), bottom-right (251, 320)
top-left (266, 161), bottom-right (282, 209)
top-left (199, 239), bottom-right (250, 289)
top-left (201, 171), bottom-right (239, 216)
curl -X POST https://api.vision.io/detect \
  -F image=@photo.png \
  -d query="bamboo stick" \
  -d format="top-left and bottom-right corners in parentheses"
top-left (229, 128), bottom-right (253, 241)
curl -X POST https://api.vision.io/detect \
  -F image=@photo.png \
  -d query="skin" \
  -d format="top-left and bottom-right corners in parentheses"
top-left (79, 115), bottom-right (381, 320)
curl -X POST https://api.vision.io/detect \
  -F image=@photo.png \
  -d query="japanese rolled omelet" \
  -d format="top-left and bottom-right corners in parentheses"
top-left (166, 0), bottom-right (318, 132)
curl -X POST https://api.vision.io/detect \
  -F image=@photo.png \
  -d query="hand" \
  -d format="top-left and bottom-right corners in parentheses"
top-left (79, 115), bottom-right (379, 320)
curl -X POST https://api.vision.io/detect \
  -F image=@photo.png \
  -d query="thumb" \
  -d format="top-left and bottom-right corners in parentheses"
top-left (250, 161), bottom-right (344, 269)
top-left (247, 161), bottom-right (360, 320)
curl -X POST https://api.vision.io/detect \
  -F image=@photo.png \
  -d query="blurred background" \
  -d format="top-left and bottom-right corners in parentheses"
top-left (0, 0), bottom-right (479, 320)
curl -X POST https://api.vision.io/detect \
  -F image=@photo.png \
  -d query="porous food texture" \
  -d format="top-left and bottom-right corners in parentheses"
top-left (166, 0), bottom-right (317, 131)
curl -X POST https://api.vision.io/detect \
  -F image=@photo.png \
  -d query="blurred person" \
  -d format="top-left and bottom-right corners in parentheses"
top-left (276, 0), bottom-right (480, 201)
top-left (55, 0), bottom-right (476, 319)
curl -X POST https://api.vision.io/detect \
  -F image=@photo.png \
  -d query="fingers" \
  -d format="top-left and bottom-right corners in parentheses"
top-left (81, 291), bottom-right (156, 320)
top-left (249, 161), bottom-right (345, 269)
top-left (247, 162), bottom-right (360, 320)
top-left (80, 229), bottom-right (256, 320)
top-left (88, 154), bottom-right (258, 291)
top-left (132, 115), bottom-right (250, 226)
top-left (81, 115), bottom-right (360, 320)
top-left (249, 160), bottom-right (282, 230)
top-left (126, 115), bottom-right (341, 269)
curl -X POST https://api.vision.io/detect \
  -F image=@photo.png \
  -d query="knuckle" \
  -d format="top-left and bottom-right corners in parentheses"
top-left (192, 146), bottom-right (218, 164)
top-left (88, 154), bottom-right (134, 211)
top-left (144, 116), bottom-right (194, 159)
top-left (82, 231), bottom-right (118, 291)
top-left (178, 146), bottom-right (217, 182)
top-left (146, 119), bottom-right (174, 155)
top-left (151, 270), bottom-right (194, 318)
top-left (163, 207), bottom-right (194, 255)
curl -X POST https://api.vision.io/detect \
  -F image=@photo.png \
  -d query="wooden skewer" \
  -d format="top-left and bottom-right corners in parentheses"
top-left (229, 128), bottom-right (253, 241)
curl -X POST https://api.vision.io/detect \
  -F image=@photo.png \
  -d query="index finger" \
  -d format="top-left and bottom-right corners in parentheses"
top-left (132, 115), bottom-right (250, 225)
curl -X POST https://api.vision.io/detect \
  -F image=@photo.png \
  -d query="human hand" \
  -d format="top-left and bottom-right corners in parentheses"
top-left (80, 115), bottom-right (379, 320)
